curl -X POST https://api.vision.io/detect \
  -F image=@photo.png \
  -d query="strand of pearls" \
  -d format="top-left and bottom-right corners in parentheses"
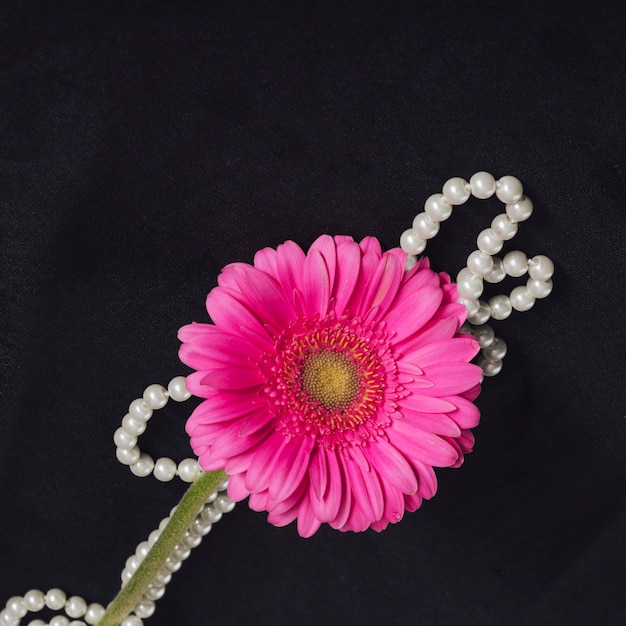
top-left (114, 376), bottom-right (205, 483)
top-left (0, 590), bottom-right (105, 626)
top-left (401, 172), bottom-right (554, 376)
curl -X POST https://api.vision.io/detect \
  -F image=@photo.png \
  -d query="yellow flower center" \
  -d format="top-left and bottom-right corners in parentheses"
top-left (301, 350), bottom-right (361, 411)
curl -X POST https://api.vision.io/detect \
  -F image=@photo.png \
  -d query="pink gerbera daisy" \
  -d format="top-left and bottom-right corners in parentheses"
top-left (179, 235), bottom-right (482, 536)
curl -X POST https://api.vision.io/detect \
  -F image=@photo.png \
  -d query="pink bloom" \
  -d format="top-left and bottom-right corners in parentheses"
top-left (179, 235), bottom-right (482, 536)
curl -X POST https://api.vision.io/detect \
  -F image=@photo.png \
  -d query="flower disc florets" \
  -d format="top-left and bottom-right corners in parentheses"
top-left (260, 314), bottom-right (396, 449)
top-left (179, 235), bottom-right (482, 536)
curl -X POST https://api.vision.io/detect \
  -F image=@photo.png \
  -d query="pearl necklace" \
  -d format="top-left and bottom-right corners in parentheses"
top-left (401, 171), bottom-right (554, 377)
top-left (2, 171), bottom-right (553, 626)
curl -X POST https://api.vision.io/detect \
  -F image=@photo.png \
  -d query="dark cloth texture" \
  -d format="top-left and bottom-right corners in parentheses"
top-left (1, 1), bottom-right (625, 625)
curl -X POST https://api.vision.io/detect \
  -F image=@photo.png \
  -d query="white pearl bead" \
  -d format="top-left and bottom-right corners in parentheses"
top-left (167, 376), bottom-right (191, 402)
top-left (424, 193), bottom-right (452, 222)
top-left (148, 529), bottom-right (161, 546)
top-left (527, 278), bottom-right (553, 299)
top-left (502, 250), bottom-right (528, 277)
top-left (483, 337), bottom-right (507, 361)
top-left (65, 597), bottom-right (87, 619)
top-left (144, 585), bottom-right (165, 601)
top-left (404, 254), bottom-right (417, 271)
top-left (506, 196), bottom-right (533, 222)
top-left (481, 358), bottom-right (503, 377)
top-left (125, 555), bottom-right (139, 572)
top-left (128, 399), bottom-right (153, 422)
top-left (120, 616), bottom-right (143, 626)
top-left (177, 458), bottom-right (202, 483)
top-left (442, 177), bottom-right (470, 205)
top-left (510, 286), bottom-right (536, 312)
top-left (202, 505), bottom-right (223, 523)
top-left (153, 457), bottom-right (177, 482)
top-left (5, 597), bottom-right (26, 619)
top-left (69, 622), bottom-right (86, 626)
top-left (143, 384), bottom-right (168, 410)
top-left (45, 589), bottom-right (67, 611)
top-left (527, 255), bottom-right (554, 281)
top-left (164, 556), bottom-right (182, 573)
top-left (84, 604), bottom-right (105, 626)
top-left (476, 229), bottom-right (503, 255)
top-left (473, 325), bottom-right (495, 348)
top-left (122, 414), bottom-right (147, 436)
top-left (135, 599), bottom-right (156, 618)
top-left (130, 453), bottom-right (154, 478)
top-left (49, 616), bottom-right (70, 626)
top-left (152, 571), bottom-right (172, 586)
top-left (183, 532), bottom-right (202, 548)
top-left (467, 300), bottom-right (490, 325)
top-left (491, 213), bottom-right (518, 240)
top-left (400, 228), bottom-right (426, 255)
top-left (458, 297), bottom-right (480, 317)
top-left (114, 427), bottom-right (137, 450)
top-left (192, 518), bottom-right (213, 536)
top-left (0, 612), bottom-right (16, 626)
top-left (214, 494), bottom-right (236, 513)
top-left (496, 175), bottom-right (523, 203)
top-left (134, 601), bottom-right (155, 619)
top-left (28, 621), bottom-right (47, 626)
top-left (412, 213), bottom-right (440, 239)
top-left (466, 250), bottom-right (494, 277)
top-left (135, 541), bottom-right (151, 560)
top-left (456, 273), bottom-right (484, 299)
top-left (484, 256), bottom-right (506, 283)
top-left (24, 591), bottom-right (46, 613)
top-left (216, 476), bottom-right (229, 491)
top-left (116, 446), bottom-right (141, 466)
top-left (469, 171), bottom-right (496, 199)
top-left (173, 545), bottom-right (192, 560)
top-left (489, 295), bottom-right (513, 320)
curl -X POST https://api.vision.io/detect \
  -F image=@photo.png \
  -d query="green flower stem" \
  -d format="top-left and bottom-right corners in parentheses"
top-left (97, 469), bottom-right (227, 626)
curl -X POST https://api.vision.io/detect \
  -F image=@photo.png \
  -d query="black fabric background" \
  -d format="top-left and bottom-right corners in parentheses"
top-left (1, 1), bottom-right (625, 625)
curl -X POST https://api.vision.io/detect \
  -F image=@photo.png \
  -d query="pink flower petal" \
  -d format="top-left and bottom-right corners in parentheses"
top-left (310, 448), bottom-right (343, 523)
top-left (387, 418), bottom-right (460, 467)
top-left (177, 322), bottom-right (215, 343)
top-left (443, 395), bottom-right (481, 429)
top-left (397, 394), bottom-right (457, 413)
top-left (358, 236), bottom-right (382, 257)
top-left (363, 437), bottom-right (418, 495)
top-left (384, 285), bottom-right (443, 343)
top-left (400, 407), bottom-right (462, 437)
top-left (412, 460), bottom-right (438, 499)
top-left (419, 363), bottom-right (483, 396)
top-left (302, 249), bottom-right (331, 317)
top-left (245, 431), bottom-right (289, 493)
top-left (226, 472), bottom-right (250, 501)
top-left (358, 253), bottom-right (404, 319)
top-left (297, 494), bottom-right (322, 537)
top-left (332, 240), bottom-right (362, 316)
top-left (380, 478), bottom-right (405, 525)
top-left (310, 235), bottom-right (337, 297)
top-left (394, 316), bottom-right (459, 353)
top-left (403, 336), bottom-right (480, 367)
top-left (346, 448), bottom-right (384, 521)
top-left (253, 246), bottom-right (278, 278)
top-left (268, 436), bottom-right (314, 502)
top-left (200, 366), bottom-right (264, 390)
top-left (206, 288), bottom-right (273, 346)
top-left (275, 240), bottom-right (306, 301)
